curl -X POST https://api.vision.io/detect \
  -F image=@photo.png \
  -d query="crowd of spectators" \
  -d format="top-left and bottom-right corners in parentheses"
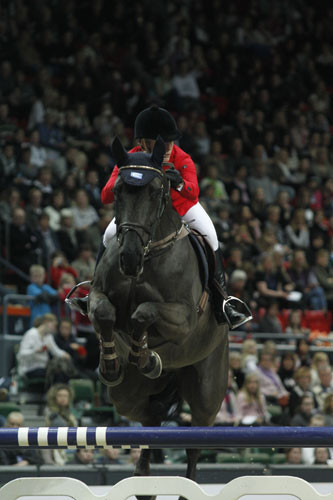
top-left (0, 0), bottom-right (332, 469)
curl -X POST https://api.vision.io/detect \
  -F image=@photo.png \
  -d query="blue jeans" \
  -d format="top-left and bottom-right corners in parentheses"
top-left (305, 286), bottom-right (327, 310)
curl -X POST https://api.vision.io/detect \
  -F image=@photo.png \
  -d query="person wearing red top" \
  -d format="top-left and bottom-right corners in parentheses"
top-left (68, 106), bottom-right (251, 329)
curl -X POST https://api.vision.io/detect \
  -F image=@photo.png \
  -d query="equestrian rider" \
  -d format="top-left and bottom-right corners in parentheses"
top-left (68, 105), bottom-right (251, 329)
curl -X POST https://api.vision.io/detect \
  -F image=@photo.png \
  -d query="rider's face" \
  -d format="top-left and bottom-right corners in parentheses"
top-left (141, 139), bottom-right (174, 163)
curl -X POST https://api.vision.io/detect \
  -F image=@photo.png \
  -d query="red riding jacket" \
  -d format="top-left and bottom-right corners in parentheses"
top-left (101, 144), bottom-right (199, 216)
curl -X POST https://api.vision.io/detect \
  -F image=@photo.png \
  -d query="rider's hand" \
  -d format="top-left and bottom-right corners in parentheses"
top-left (165, 169), bottom-right (183, 189)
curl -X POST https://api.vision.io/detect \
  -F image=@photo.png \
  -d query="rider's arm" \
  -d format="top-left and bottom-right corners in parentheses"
top-left (101, 166), bottom-right (119, 204)
top-left (175, 155), bottom-right (199, 202)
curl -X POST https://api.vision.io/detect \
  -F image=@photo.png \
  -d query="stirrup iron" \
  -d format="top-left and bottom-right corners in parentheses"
top-left (223, 296), bottom-right (253, 329)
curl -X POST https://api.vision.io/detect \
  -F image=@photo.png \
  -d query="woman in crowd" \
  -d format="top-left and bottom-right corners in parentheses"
top-left (17, 313), bottom-right (70, 381)
top-left (278, 352), bottom-right (297, 393)
top-left (236, 372), bottom-right (268, 426)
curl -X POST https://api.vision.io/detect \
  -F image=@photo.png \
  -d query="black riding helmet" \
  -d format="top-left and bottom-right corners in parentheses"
top-left (134, 105), bottom-right (181, 142)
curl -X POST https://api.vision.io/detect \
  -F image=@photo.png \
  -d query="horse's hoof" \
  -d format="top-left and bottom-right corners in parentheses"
top-left (98, 366), bottom-right (124, 387)
top-left (141, 351), bottom-right (162, 379)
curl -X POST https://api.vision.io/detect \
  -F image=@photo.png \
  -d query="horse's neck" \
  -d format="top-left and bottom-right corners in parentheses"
top-left (154, 203), bottom-right (182, 241)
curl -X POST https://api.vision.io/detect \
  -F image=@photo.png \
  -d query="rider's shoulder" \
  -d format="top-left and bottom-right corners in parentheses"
top-left (172, 144), bottom-right (193, 164)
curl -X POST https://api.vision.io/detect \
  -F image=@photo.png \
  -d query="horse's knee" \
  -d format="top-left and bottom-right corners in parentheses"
top-left (89, 297), bottom-right (116, 328)
top-left (131, 303), bottom-right (159, 326)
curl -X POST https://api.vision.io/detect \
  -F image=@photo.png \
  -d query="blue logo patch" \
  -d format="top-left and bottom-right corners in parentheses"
top-left (130, 172), bottom-right (143, 179)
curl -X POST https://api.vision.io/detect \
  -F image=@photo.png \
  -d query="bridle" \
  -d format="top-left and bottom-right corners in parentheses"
top-left (116, 165), bottom-right (169, 257)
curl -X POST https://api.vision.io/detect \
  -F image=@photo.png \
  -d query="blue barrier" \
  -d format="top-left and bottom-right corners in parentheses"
top-left (0, 426), bottom-right (332, 449)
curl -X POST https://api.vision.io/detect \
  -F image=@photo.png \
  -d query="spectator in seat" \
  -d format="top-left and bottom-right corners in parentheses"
top-left (17, 313), bottom-right (69, 380)
top-left (275, 190), bottom-right (292, 228)
top-left (69, 448), bottom-right (95, 465)
top-left (29, 128), bottom-right (47, 169)
top-left (278, 352), bottom-right (297, 393)
top-left (310, 352), bottom-right (330, 387)
top-left (287, 249), bottom-right (326, 310)
top-left (241, 339), bottom-right (258, 375)
top-left (35, 212), bottom-right (60, 269)
top-left (295, 339), bottom-right (312, 369)
top-left (290, 394), bottom-right (316, 426)
top-left (285, 208), bottom-right (310, 250)
top-left (41, 383), bottom-right (77, 466)
top-left (33, 166), bottom-right (53, 206)
top-left (312, 365), bottom-right (333, 410)
top-left (0, 187), bottom-right (22, 224)
top-left (250, 186), bottom-right (268, 223)
top-left (313, 447), bottom-right (330, 465)
top-left (285, 447), bottom-right (303, 465)
top-left (0, 140), bottom-right (18, 188)
top-left (214, 370), bottom-right (240, 426)
top-left (27, 264), bottom-right (58, 325)
top-left (255, 351), bottom-right (289, 405)
top-left (257, 301), bottom-right (283, 336)
top-left (98, 448), bottom-right (123, 465)
top-left (54, 317), bottom-right (81, 365)
top-left (71, 188), bottom-right (100, 247)
top-left (45, 383), bottom-right (77, 427)
top-left (289, 366), bottom-right (318, 417)
top-left (228, 269), bottom-right (254, 313)
top-left (285, 310), bottom-right (310, 337)
top-left (302, 414), bottom-right (326, 464)
top-left (313, 249), bottom-right (333, 310)
top-left (25, 186), bottom-right (43, 228)
top-left (44, 189), bottom-right (66, 231)
top-left (56, 208), bottom-right (80, 262)
top-left (322, 394), bottom-right (333, 426)
top-left (71, 244), bottom-right (95, 283)
top-left (0, 412), bottom-right (43, 466)
top-left (264, 205), bottom-right (286, 245)
top-left (229, 351), bottom-right (245, 390)
top-left (50, 250), bottom-right (78, 289)
top-left (236, 372), bottom-right (268, 426)
top-left (247, 160), bottom-right (279, 204)
top-left (84, 169), bottom-right (102, 211)
top-left (9, 207), bottom-right (39, 273)
top-left (254, 252), bottom-right (293, 307)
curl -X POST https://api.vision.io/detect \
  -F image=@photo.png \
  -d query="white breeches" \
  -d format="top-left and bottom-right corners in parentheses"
top-left (103, 202), bottom-right (219, 251)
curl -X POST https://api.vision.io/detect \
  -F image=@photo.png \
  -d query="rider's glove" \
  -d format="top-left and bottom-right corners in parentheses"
top-left (165, 168), bottom-right (183, 190)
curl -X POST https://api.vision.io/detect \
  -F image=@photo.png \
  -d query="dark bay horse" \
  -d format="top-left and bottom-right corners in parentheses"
top-left (88, 137), bottom-right (229, 494)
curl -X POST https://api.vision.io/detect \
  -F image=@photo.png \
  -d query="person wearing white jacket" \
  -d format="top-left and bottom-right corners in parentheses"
top-left (17, 313), bottom-right (69, 378)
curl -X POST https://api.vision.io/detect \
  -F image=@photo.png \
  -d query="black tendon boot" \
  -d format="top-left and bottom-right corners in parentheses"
top-left (212, 248), bottom-right (252, 329)
top-left (66, 240), bottom-right (106, 315)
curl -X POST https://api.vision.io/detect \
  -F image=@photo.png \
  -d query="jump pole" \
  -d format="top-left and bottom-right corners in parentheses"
top-left (0, 426), bottom-right (332, 449)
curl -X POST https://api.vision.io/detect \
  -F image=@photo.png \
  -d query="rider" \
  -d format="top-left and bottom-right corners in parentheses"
top-left (68, 105), bottom-right (251, 329)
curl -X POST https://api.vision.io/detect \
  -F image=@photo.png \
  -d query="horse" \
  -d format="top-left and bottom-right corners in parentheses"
top-left (87, 136), bottom-right (229, 498)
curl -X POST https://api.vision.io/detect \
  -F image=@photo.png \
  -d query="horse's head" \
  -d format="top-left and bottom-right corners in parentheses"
top-left (111, 136), bottom-right (169, 278)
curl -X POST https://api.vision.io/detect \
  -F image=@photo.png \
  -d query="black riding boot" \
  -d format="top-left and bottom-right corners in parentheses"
top-left (212, 248), bottom-right (251, 329)
top-left (67, 240), bottom-right (106, 316)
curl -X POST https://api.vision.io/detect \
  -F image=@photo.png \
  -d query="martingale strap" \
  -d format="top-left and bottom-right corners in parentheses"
top-left (147, 224), bottom-right (189, 254)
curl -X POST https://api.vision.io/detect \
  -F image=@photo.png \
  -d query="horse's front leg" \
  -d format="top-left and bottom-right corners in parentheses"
top-left (129, 303), bottom-right (162, 379)
top-left (129, 301), bottom-right (196, 378)
top-left (88, 289), bottom-right (123, 387)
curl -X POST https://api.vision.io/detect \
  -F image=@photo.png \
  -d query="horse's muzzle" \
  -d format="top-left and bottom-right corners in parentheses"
top-left (119, 247), bottom-right (144, 278)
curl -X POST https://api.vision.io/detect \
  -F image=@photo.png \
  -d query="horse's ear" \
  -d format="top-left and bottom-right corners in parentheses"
top-left (111, 136), bottom-right (128, 166)
top-left (151, 135), bottom-right (165, 168)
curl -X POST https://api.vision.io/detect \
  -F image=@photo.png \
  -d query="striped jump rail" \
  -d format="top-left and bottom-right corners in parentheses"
top-left (0, 426), bottom-right (333, 449)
